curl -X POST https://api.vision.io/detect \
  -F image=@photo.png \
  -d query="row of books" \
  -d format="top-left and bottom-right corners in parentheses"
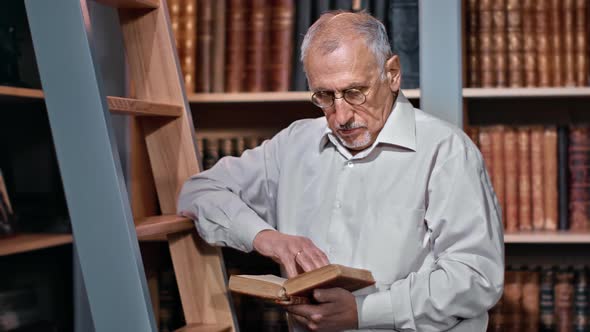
top-left (169, 0), bottom-right (419, 93)
top-left (198, 135), bottom-right (269, 170)
top-left (466, 0), bottom-right (590, 88)
top-left (488, 265), bottom-right (589, 332)
top-left (467, 125), bottom-right (590, 232)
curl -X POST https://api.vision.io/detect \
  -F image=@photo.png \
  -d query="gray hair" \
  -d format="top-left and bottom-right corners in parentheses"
top-left (300, 11), bottom-right (393, 80)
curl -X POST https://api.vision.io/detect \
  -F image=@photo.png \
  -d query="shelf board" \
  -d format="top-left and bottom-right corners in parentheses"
top-left (504, 231), bottom-right (590, 243)
top-left (0, 233), bottom-right (73, 256)
top-left (187, 89), bottom-right (421, 103)
top-left (463, 87), bottom-right (590, 98)
top-left (0, 85), bottom-right (44, 100)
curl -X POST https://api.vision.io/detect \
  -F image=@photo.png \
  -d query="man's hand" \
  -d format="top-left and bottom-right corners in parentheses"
top-left (253, 230), bottom-right (329, 277)
top-left (287, 288), bottom-right (358, 331)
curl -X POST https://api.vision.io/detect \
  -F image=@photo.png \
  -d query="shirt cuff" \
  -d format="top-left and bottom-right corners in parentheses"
top-left (355, 291), bottom-right (395, 329)
top-left (231, 207), bottom-right (275, 252)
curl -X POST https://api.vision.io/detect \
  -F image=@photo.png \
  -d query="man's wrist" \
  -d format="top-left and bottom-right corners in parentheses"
top-left (354, 291), bottom-right (395, 329)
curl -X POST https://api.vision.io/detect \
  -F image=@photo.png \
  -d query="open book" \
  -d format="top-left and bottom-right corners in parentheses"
top-left (228, 264), bottom-right (375, 305)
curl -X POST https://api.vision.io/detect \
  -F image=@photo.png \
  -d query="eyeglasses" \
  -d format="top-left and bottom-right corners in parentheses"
top-left (311, 87), bottom-right (369, 109)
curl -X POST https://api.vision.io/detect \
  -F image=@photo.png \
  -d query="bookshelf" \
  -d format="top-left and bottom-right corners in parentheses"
top-left (463, 87), bottom-right (590, 98)
top-left (0, 85), bottom-right (43, 100)
top-left (0, 234), bottom-right (73, 256)
top-left (504, 231), bottom-right (590, 244)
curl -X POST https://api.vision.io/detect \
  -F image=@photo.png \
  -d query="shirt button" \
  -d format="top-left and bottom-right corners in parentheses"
top-left (335, 201), bottom-right (341, 208)
top-left (347, 161), bottom-right (354, 168)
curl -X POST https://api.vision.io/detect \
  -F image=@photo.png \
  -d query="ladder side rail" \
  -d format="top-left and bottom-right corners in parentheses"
top-left (24, 1), bottom-right (157, 331)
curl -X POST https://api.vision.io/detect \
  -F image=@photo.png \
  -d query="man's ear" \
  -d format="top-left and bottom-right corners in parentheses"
top-left (385, 55), bottom-right (401, 92)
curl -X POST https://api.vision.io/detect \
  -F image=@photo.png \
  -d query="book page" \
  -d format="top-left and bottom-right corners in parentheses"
top-left (237, 274), bottom-right (287, 286)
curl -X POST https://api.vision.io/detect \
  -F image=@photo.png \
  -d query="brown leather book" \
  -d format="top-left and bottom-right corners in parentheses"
top-left (550, 0), bottom-right (564, 87)
top-left (479, 0), bottom-right (495, 87)
top-left (478, 127), bottom-right (494, 174)
top-left (246, 0), bottom-right (271, 92)
top-left (522, 0), bottom-right (537, 86)
top-left (196, 0), bottom-right (213, 92)
top-left (179, 0), bottom-right (197, 93)
top-left (554, 268), bottom-right (575, 332)
top-left (269, 0), bottom-right (295, 91)
top-left (522, 269), bottom-right (541, 332)
top-left (168, 0), bottom-right (182, 49)
top-left (492, 0), bottom-right (507, 87)
top-left (488, 296), bottom-right (505, 332)
top-left (575, 0), bottom-right (587, 86)
top-left (569, 126), bottom-right (590, 231)
top-left (490, 126), bottom-right (506, 226)
top-left (212, 0), bottom-right (226, 93)
top-left (544, 127), bottom-right (559, 231)
top-left (226, 0), bottom-right (247, 92)
top-left (563, 0), bottom-right (577, 87)
top-left (518, 127), bottom-right (532, 231)
top-left (504, 128), bottom-right (519, 233)
top-left (504, 269), bottom-right (524, 331)
top-left (229, 264), bottom-right (375, 304)
top-left (506, 0), bottom-right (523, 87)
top-left (467, 0), bottom-right (480, 87)
top-left (531, 126), bottom-right (545, 230)
top-left (536, 0), bottom-right (551, 87)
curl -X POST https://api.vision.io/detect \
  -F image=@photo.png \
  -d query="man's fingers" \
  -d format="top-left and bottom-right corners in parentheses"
top-left (287, 304), bottom-right (316, 317)
top-left (295, 251), bottom-right (316, 272)
top-left (291, 313), bottom-right (317, 330)
top-left (284, 259), bottom-right (298, 278)
top-left (313, 288), bottom-right (346, 303)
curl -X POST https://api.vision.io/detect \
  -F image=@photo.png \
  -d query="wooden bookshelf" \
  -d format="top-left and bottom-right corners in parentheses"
top-left (463, 87), bottom-right (590, 98)
top-left (504, 231), bottom-right (590, 244)
top-left (0, 233), bottom-right (73, 256)
top-left (0, 85), bottom-right (44, 100)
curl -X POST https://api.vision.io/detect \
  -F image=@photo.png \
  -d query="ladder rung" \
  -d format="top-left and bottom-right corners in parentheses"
top-left (174, 324), bottom-right (231, 332)
top-left (107, 96), bottom-right (182, 117)
top-left (135, 215), bottom-right (194, 239)
top-left (93, 0), bottom-right (159, 9)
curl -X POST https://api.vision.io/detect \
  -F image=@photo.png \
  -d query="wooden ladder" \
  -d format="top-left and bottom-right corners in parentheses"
top-left (24, 0), bottom-right (235, 331)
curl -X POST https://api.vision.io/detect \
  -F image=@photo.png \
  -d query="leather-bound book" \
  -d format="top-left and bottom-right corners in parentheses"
top-left (573, 266), bottom-right (589, 332)
top-left (246, 0), bottom-right (270, 92)
top-left (518, 127), bottom-right (532, 231)
top-left (574, 0), bottom-right (587, 86)
top-left (506, 0), bottom-right (523, 87)
top-left (550, 0), bottom-right (564, 86)
top-left (504, 127), bottom-right (519, 233)
top-left (269, 0), bottom-right (294, 91)
top-left (226, 0), bottom-right (247, 92)
top-left (522, 0), bottom-right (537, 87)
top-left (232, 137), bottom-right (246, 157)
top-left (531, 126), bottom-right (546, 230)
top-left (536, 0), bottom-right (551, 87)
top-left (490, 126), bottom-right (506, 226)
top-left (555, 267), bottom-right (575, 332)
top-left (563, 0), bottom-right (577, 87)
top-left (504, 268), bottom-right (524, 331)
top-left (196, 0), bottom-right (213, 92)
top-left (389, 0), bottom-right (420, 89)
top-left (292, 0), bottom-right (311, 91)
top-left (467, 0), bottom-right (480, 87)
top-left (168, 0), bottom-right (181, 49)
top-left (558, 127), bottom-right (570, 230)
top-left (544, 127), bottom-right (559, 231)
top-left (492, 0), bottom-right (507, 87)
top-left (478, 127), bottom-right (495, 177)
top-left (540, 267), bottom-right (557, 332)
top-left (466, 126), bottom-right (479, 146)
top-left (203, 137), bottom-right (220, 170)
top-left (522, 268), bottom-right (541, 332)
top-left (179, 0), bottom-right (196, 93)
top-left (569, 125), bottom-right (590, 231)
top-left (479, 0), bottom-right (494, 87)
top-left (211, 0), bottom-right (226, 93)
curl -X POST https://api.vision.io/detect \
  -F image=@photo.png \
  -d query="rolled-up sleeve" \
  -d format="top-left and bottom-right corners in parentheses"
top-left (177, 130), bottom-right (286, 252)
top-left (356, 146), bottom-right (504, 331)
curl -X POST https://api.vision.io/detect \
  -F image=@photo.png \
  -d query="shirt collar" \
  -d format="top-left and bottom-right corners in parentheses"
top-left (320, 90), bottom-right (417, 153)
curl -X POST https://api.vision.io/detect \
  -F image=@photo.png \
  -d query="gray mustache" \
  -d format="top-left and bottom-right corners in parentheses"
top-left (338, 122), bottom-right (368, 130)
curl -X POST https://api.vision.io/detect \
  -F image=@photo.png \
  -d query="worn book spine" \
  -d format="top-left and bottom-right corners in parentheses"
top-left (226, 0), bottom-right (247, 92)
top-left (488, 296), bottom-right (504, 331)
top-left (467, 0), bottom-right (480, 87)
top-left (203, 137), bottom-right (220, 170)
top-left (211, 0), bottom-right (226, 93)
top-left (559, 127), bottom-right (570, 230)
top-left (479, 0), bottom-right (494, 87)
top-left (269, 0), bottom-right (294, 91)
top-left (544, 127), bottom-right (559, 230)
top-left (574, 0), bottom-right (587, 86)
top-left (540, 267), bottom-right (557, 332)
top-left (389, 0), bottom-right (419, 89)
top-left (506, 0), bottom-right (523, 87)
top-left (218, 137), bottom-right (234, 159)
top-left (196, 0), bottom-right (212, 92)
top-left (523, 268), bottom-right (541, 332)
top-left (550, 0), bottom-right (564, 87)
top-left (563, 0), bottom-right (577, 87)
top-left (168, 0), bottom-right (181, 49)
top-left (246, 0), bottom-right (270, 92)
top-left (504, 128), bottom-right (518, 232)
top-left (536, 0), bottom-right (551, 87)
top-left (531, 126), bottom-right (546, 230)
top-left (504, 268), bottom-right (523, 331)
top-left (179, 0), bottom-right (196, 93)
top-left (492, 0), bottom-right (507, 87)
top-left (490, 126), bottom-right (506, 226)
top-left (573, 266), bottom-right (589, 332)
top-left (569, 125), bottom-right (590, 231)
top-left (292, 0), bottom-right (311, 91)
top-left (522, 0), bottom-right (537, 87)
top-left (518, 127), bottom-right (532, 231)
top-left (479, 127), bottom-right (494, 176)
top-left (555, 267), bottom-right (575, 332)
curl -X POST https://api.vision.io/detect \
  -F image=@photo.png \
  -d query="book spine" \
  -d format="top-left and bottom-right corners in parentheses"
top-left (504, 268), bottom-right (523, 330)
top-left (573, 266), bottom-right (589, 332)
top-left (478, 127), bottom-right (495, 177)
top-left (479, 0), bottom-right (494, 87)
top-left (518, 127), bottom-right (532, 231)
top-left (522, 0), bottom-right (537, 87)
top-left (574, 0), bottom-right (587, 86)
top-left (506, 0), bottom-right (523, 87)
top-left (467, 0), bottom-right (480, 87)
top-left (370, 0), bottom-right (388, 25)
top-left (492, 0), bottom-right (507, 87)
top-left (504, 127), bottom-right (519, 232)
top-left (196, 0), bottom-right (213, 92)
top-left (531, 126), bottom-right (546, 230)
top-left (490, 126), bottom-right (506, 226)
top-left (563, 0), bottom-right (577, 87)
top-left (536, 0), bottom-right (551, 87)
top-left (550, 0), bottom-right (564, 86)
top-left (540, 267), bottom-right (557, 332)
top-left (522, 269), bottom-right (541, 332)
top-left (269, 0), bottom-right (295, 92)
top-left (389, 0), bottom-right (420, 89)
top-left (569, 126), bottom-right (590, 231)
top-left (544, 127), bottom-right (559, 231)
top-left (555, 268), bottom-right (575, 332)
top-left (226, 0), bottom-right (247, 92)
top-left (179, 0), bottom-right (197, 93)
top-left (211, 0), bottom-right (226, 93)
top-left (559, 127), bottom-right (570, 230)
top-left (246, 0), bottom-right (271, 92)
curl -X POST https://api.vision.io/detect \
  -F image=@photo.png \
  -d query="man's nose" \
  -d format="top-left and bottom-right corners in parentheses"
top-left (334, 98), bottom-right (354, 125)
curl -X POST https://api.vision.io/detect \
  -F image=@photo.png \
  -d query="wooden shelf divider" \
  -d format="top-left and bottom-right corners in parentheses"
top-left (93, 0), bottom-right (159, 9)
top-left (463, 87), bottom-right (590, 98)
top-left (107, 96), bottom-right (183, 117)
top-left (174, 323), bottom-right (231, 332)
top-left (504, 231), bottom-right (590, 244)
top-left (0, 85), bottom-right (44, 100)
top-left (0, 233), bottom-right (73, 256)
top-left (135, 215), bottom-right (194, 240)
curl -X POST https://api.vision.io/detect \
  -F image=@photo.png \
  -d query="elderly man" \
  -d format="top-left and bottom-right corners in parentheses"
top-left (178, 11), bottom-right (504, 332)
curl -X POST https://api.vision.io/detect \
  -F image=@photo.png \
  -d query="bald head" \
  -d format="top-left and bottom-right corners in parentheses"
top-left (301, 11), bottom-right (392, 79)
